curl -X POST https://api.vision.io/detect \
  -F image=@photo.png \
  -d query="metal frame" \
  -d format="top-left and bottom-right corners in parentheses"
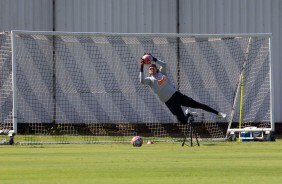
top-left (10, 30), bottom-right (274, 139)
top-left (227, 36), bottom-right (274, 137)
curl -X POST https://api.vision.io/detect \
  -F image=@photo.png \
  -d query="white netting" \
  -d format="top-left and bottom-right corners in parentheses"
top-left (1, 31), bottom-right (272, 143)
top-left (0, 32), bottom-right (13, 136)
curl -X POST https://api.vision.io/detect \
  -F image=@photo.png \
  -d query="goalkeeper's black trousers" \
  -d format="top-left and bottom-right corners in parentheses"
top-left (165, 91), bottom-right (219, 124)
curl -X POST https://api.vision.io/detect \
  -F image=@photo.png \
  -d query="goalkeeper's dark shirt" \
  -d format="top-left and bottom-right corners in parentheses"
top-left (139, 60), bottom-right (176, 103)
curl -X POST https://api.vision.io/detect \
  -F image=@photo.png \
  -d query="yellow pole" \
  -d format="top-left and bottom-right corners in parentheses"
top-left (238, 71), bottom-right (244, 142)
top-left (236, 37), bottom-right (251, 142)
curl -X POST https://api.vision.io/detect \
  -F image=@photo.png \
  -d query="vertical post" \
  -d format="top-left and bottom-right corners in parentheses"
top-left (238, 70), bottom-right (244, 142)
top-left (11, 31), bottom-right (17, 135)
top-left (269, 36), bottom-right (274, 132)
top-left (176, 0), bottom-right (180, 90)
top-left (52, 0), bottom-right (56, 124)
top-left (226, 37), bottom-right (252, 139)
top-left (239, 71), bottom-right (244, 127)
top-left (52, 36), bottom-right (56, 124)
top-left (176, 0), bottom-right (180, 34)
top-left (53, 0), bottom-right (56, 31)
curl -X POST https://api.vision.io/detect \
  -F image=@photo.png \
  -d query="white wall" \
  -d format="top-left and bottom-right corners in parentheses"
top-left (55, 0), bottom-right (177, 33)
top-left (179, 0), bottom-right (282, 123)
top-left (0, 0), bottom-right (281, 122)
top-left (0, 0), bottom-right (53, 31)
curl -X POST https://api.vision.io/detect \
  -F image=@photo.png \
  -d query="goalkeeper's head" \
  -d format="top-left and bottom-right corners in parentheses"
top-left (148, 64), bottom-right (159, 76)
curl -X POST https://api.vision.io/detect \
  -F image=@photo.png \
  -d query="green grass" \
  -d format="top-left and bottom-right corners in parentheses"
top-left (1, 140), bottom-right (282, 184)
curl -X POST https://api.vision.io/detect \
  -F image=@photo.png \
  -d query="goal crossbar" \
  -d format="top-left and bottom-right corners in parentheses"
top-left (12, 30), bottom-right (271, 38)
top-left (1, 31), bottom-right (274, 143)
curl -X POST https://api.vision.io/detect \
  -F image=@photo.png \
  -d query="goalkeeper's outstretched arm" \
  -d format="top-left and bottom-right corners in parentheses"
top-left (139, 59), bottom-right (151, 85)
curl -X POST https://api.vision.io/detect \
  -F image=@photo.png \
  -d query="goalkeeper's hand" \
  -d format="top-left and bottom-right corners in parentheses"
top-left (143, 53), bottom-right (157, 62)
top-left (140, 58), bottom-right (144, 72)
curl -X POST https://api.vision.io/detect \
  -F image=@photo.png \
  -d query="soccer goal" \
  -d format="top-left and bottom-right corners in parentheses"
top-left (0, 30), bottom-right (273, 144)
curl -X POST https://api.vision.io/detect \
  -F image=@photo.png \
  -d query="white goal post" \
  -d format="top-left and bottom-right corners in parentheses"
top-left (3, 30), bottom-right (274, 143)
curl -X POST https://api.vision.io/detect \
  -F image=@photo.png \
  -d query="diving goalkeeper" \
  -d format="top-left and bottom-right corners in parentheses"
top-left (139, 53), bottom-right (226, 124)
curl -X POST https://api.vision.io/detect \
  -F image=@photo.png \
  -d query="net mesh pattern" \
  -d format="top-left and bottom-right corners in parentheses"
top-left (0, 32), bottom-right (271, 143)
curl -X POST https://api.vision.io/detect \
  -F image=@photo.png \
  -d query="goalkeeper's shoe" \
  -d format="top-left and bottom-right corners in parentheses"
top-left (218, 112), bottom-right (227, 119)
top-left (185, 109), bottom-right (198, 117)
top-left (184, 109), bottom-right (190, 116)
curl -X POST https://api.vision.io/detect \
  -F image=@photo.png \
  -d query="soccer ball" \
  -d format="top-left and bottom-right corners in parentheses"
top-left (142, 54), bottom-right (153, 65)
top-left (131, 136), bottom-right (143, 147)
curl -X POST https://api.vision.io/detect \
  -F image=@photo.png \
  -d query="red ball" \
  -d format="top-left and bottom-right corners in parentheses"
top-left (142, 54), bottom-right (152, 65)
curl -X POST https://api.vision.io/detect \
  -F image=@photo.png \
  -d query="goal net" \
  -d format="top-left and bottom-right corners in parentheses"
top-left (0, 32), bottom-right (13, 144)
top-left (1, 31), bottom-right (273, 144)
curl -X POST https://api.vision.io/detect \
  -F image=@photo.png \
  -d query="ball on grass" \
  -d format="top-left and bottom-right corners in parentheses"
top-left (131, 136), bottom-right (143, 147)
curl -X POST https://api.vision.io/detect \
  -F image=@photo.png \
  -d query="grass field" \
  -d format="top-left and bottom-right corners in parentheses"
top-left (1, 140), bottom-right (282, 184)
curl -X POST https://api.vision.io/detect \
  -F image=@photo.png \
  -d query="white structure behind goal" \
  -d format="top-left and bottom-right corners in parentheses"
top-left (1, 31), bottom-right (274, 142)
